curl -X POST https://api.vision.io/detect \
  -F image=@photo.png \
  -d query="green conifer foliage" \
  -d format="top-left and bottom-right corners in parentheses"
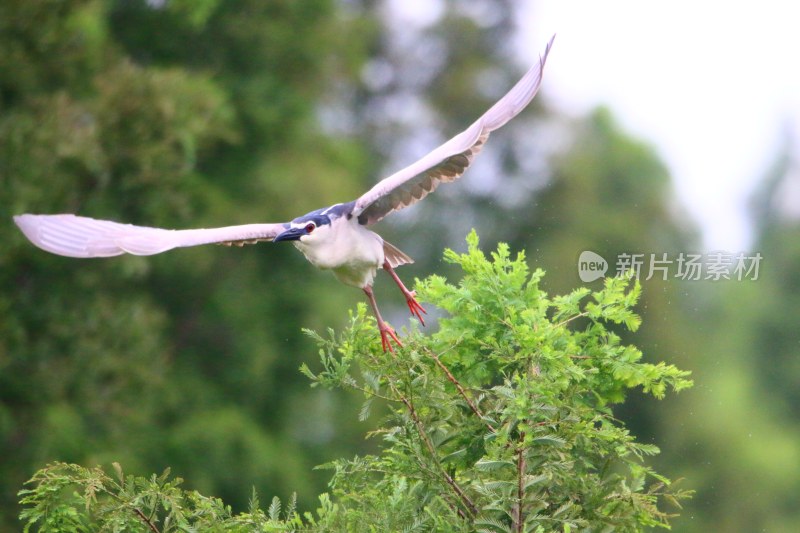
top-left (20, 234), bottom-right (692, 532)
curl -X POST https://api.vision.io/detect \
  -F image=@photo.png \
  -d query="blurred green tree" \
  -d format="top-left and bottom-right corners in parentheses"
top-left (670, 132), bottom-right (800, 532)
top-left (1, 0), bottom-right (377, 527)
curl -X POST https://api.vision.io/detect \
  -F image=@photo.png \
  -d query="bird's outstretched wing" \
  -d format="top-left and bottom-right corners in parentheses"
top-left (14, 214), bottom-right (286, 258)
top-left (353, 34), bottom-right (555, 226)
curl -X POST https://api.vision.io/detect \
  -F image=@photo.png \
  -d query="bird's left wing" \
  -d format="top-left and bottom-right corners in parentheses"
top-left (14, 214), bottom-right (286, 258)
top-left (352, 34), bottom-right (555, 226)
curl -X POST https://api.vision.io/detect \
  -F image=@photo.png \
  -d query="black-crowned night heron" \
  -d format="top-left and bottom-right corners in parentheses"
top-left (14, 36), bottom-right (554, 352)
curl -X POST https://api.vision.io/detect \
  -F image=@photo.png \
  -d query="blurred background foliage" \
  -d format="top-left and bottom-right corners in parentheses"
top-left (1, 0), bottom-right (798, 531)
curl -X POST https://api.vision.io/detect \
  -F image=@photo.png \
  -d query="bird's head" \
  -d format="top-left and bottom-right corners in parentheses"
top-left (273, 210), bottom-right (334, 245)
top-left (274, 203), bottom-right (354, 245)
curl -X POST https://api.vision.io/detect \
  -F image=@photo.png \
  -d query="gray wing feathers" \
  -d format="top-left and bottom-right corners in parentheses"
top-left (14, 214), bottom-right (284, 258)
top-left (354, 34), bottom-right (554, 226)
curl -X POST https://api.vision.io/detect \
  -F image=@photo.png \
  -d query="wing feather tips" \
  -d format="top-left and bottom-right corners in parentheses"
top-left (14, 214), bottom-right (41, 245)
top-left (14, 215), bottom-right (286, 257)
top-left (13, 214), bottom-right (108, 258)
top-left (13, 214), bottom-right (176, 257)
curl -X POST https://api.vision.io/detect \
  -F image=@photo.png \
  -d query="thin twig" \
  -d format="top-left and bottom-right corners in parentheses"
top-left (426, 348), bottom-right (496, 433)
top-left (344, 381), bottom-right (403, 403)
top-left (134, 508), bottom-right (160, 533)
top-left (553, 310), bottom-right (589, 330)
top-left (514, 433), bottom-right (527, 533)
top-left (104, 485), bottom-right (159, 533)
top-left (553, 299), bottom-right (621, 330)
top-left (391, 383), bottom-right (478, 517)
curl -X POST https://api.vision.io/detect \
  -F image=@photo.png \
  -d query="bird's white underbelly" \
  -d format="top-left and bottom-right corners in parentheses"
top-left (293, 221), bottom-right (384, 288)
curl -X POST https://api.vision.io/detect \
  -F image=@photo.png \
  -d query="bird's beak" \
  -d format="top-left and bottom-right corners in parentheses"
top-left (273, 226), bottom-right (304, 242)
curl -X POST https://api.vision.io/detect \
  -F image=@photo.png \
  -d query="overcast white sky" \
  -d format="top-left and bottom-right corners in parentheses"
top-left (521, 0), bottom-right (800, 251)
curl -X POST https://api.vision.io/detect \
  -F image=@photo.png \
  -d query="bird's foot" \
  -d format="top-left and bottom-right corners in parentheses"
top-left (379, 322), bottom-right (403, 353)
top-left (405, 291), bottom-right (427, 326)
top-left (382, 261), bottom-right (427, 327)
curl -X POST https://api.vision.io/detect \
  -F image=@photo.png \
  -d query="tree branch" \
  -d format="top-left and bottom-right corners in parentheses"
top-left (391, 382), bottom-right (478, 517)
top-left (514, 433), bottom-right (527, 533)
top-left (425, 348), bottom-right (496, 433)
top-left (134, 508), bottom-right (160, 533)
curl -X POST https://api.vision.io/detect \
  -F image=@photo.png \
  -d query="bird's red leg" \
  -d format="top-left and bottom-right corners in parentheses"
top-left (363, 285), bottom-right (402, 353)
top-left (383, 261), bottom-right (427, 326)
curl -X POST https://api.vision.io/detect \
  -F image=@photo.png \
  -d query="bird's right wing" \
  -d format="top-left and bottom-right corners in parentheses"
top-left (352, 34), bottom-right (555, 226)
top-left (14, 214), bottom-right (286, 258)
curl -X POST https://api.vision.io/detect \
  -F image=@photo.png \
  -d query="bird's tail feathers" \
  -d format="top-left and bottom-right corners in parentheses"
top-left (383, 240), bottom-right (413, 268)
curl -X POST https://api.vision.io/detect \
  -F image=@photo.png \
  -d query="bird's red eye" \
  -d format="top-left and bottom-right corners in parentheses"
top-left (305, 223), bottom-right (315, 233)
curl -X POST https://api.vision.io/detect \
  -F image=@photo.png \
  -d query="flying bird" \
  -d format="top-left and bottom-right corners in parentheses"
top-left (14, 35), bottom-right (554, 352)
